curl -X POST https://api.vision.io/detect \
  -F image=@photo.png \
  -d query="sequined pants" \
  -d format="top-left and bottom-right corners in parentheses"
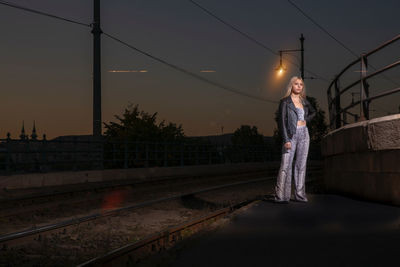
top-left (275, 125), bottom-right (310, 202)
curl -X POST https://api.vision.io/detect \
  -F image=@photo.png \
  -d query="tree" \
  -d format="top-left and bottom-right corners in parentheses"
top-left (232, 125), bottom-right (264, 146)
top-left (229, 125), bottom-right (266, 162)
top-left (306, 96), bottom-right (328, 143)
top-left (103, 103), bottom-right (185, 142)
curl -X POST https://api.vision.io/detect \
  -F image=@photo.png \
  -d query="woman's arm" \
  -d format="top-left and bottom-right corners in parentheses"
top-left (278, 100), bottom-right (290, 144)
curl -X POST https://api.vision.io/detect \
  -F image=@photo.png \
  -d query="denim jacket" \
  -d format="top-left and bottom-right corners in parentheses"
top-left (278, 96), bottom-right (316, 143)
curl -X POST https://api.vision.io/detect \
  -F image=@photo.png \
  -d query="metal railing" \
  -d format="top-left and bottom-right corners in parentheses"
top-left (327, 34), bottom-right (400, 130)
top-left (0, 137), bottom-right (283, 175)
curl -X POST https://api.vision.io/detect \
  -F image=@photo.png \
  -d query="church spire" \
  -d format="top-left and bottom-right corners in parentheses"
top-left (31, 120), bottom-right (38, 140)
top-left (20, 120), bottom-right (27, 140)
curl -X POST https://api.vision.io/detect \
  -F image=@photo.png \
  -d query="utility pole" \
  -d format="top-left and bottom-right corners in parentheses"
top-left (92, 0), bottom-right (102, 137)
top-left (300, 33), bottom-right (304, 80)
top-left (277, 34), bottom-right (306, 80)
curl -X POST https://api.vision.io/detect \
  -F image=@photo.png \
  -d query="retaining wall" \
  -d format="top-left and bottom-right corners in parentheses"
top-left (321, 114), bottom-right (400, 205)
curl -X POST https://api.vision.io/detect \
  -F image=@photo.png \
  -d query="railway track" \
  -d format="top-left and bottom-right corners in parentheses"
top-left (0, 176), bottom-right (277, 246)
top-left (0, 166), bottom-right (323, 266)
top-left (77, 174), bottom-right (323, 266)
top-left (0, 165), bottom-right (322, 234)
top-left (0, 170), bottom-right (287, 238)
top-left (77, 199), bottom-right (256, 267)
top-left (0, 169), bottom-right (277, 218)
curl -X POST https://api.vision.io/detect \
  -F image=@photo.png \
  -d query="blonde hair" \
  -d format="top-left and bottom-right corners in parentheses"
top-left (282, 76), bottom-right (306, 99)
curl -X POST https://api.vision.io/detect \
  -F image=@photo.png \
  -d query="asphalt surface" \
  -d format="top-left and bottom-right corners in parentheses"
top-left (167, 194), bottom-right (400, 267)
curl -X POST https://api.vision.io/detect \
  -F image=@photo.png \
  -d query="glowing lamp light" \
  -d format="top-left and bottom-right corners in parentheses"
top-left (276, 65), bottom-right (286, 77)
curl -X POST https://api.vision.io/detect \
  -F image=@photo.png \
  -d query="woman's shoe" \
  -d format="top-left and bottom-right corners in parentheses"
top-left (292, 199), bottom-right (308, 203)
top-left (274, 200), bottom-right (289, 204)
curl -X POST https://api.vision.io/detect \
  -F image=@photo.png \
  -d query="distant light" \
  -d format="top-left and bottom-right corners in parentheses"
top-left (277, 66), bottom-right (285, 76)
top-left (200, 70), bottom-right (216, 73)
top-left (108, 70), bottom-right (148, 73)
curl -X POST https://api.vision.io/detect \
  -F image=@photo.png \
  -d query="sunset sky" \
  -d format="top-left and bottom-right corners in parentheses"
top-left (1, 0), bottom-right (399, 139)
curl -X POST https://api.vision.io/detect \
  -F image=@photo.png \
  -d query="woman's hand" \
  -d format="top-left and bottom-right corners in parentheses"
top-left (284, 142), bottom-right (291, 149)
top-left (297, 120), bottom-right (306, 127)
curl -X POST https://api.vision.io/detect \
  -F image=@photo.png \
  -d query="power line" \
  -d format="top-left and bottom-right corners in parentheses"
top-left (0, 0), bottom-right (278, 104)
top-left (287, 0), bottom-right (400, 87)
top-left (187, 0), bottom-right (330, 82)
top-left (0, 0), bottom-right (90, 27)
top-left (287, 0), bottom-right (357, 57)
top-left (103, 32), bottom-right (279, 104)
top-left (188, 0), bottom-right (276, 55)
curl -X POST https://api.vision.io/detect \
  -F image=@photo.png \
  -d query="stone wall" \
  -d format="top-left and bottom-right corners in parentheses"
top-left (321, 114), bottom-right (400, 205)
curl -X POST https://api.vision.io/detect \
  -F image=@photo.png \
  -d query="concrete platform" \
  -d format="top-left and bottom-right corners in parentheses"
top-left (164, 194), bottom-right (400, 267)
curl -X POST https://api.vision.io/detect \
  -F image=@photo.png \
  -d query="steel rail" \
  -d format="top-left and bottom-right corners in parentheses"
top-left (77, 199), bottom-right (255, 267)
top-left (0, 167), bottom-right (321, 245)
top-left (77, 176), bottom-right (325, 266)
top-left (0, 170), bottom-right (277, 219)
top-left (0, 166), bottom-right (285, 202)
top-left (0, 175), bottom-right (279, 244)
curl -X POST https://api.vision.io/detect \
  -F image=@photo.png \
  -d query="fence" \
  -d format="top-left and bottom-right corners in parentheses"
top-left (327, 34), bottom-right (400, 130)
top-left (0, 137), bottom-right (285, 175)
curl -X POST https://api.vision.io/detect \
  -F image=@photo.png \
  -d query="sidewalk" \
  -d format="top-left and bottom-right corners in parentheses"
top-left (164, 194), bottom-right (400, 267)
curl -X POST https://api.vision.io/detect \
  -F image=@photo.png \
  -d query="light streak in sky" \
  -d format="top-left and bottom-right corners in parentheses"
top-left (200, 70), bottom-right (216, 73)
top-left (108, 70), bottom-right (148, 73)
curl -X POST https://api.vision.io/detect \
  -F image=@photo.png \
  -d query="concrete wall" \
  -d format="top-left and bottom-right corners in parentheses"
top-left (321, 114), bottom-right (400, 205)
top-left (0, 162), bottom-right (284, 191)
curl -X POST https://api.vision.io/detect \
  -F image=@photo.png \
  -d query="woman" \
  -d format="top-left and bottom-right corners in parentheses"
top-left (274, 76), bottom-right (315, 203)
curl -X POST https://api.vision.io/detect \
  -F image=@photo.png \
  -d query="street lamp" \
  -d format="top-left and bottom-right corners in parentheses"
top-left (276, 33), bottom-right (305, 80)
top-left (276, 51), bottom-right (286, 76)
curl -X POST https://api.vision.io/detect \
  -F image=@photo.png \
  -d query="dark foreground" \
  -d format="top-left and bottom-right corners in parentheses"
top-left (144, 194), bottom-right (400, 267)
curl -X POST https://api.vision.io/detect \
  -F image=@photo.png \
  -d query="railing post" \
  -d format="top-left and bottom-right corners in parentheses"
top-left (334, 78), bottom-right (341, 128)
top-left (360, 54), bottom-right (369, 120)
top-left (327, 88), bottom-right (334, 130)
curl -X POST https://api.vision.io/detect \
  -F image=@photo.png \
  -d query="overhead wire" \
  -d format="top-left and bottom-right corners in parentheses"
top-left (287, 0), bottom-right (356, 58)
top-left (188, 0), bottom-right (276, 55)
top-left (187, 0), bottom-right (330, 82)
top-left (0, 0), bottom-right (278, 104)
top-left (102, 32), bottom-right (279, 104)
top-left (0, 0), bottom-right (91, 27)
top-left (287, 0), bottom-right (400, 88)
